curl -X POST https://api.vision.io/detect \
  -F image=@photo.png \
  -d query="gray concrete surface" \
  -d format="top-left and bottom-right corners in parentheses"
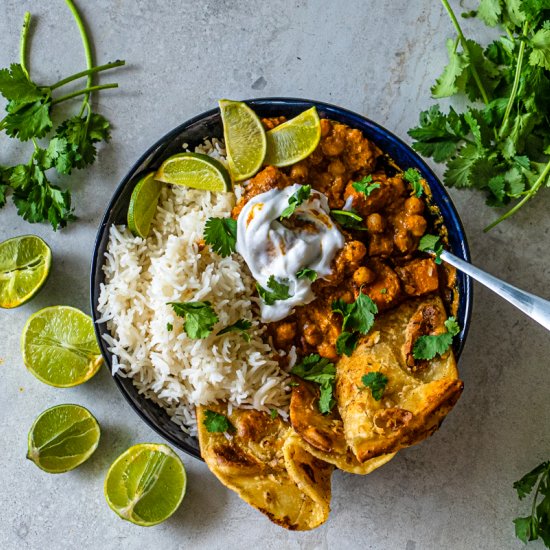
top-left (1, 1), bottom-right (549, 549)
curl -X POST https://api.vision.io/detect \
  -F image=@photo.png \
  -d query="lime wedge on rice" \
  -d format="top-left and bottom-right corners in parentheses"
top-left (104, 443), bottom-right (187, 526)
top-left (155, 152), bottom-right (231, 192)
top-left (27, 404), bottom-right (100, 473)
top-left (264, 106), bottom-right (321, 167)
top-left (0, 235), bottom-right (51, 309)
top-left (21, 305), bottom-right (103, 388)
top-left (219, 99), bottom-right (267, 181)
top-left (128, 172), bottom-right (163, 238)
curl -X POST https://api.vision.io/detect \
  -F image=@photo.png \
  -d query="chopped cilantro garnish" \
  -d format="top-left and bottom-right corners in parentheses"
top-left (280, 184), bottom-right (311, 219)
top-left (330, 208), bottom-right (367, 231)
top-left (403, 168), bottom-right (424, 197)
top-left (168, 301), bottom-right (219, 339)
top-left (166, 322), bottom-right (173, 332)
top-left (217, 318), bottom-right (252, 341)
top-left (296, 267), bottom-right (318, 281)
top-left (256, 275), bottom-right (292, 305)
top-left (380, 288), bottom-right (387, 294)
top-left (418, 233), bottom-right (444, 264)
top-left (203, 410), bottom-right (233, 433)
top-left (335, 331), bottom-right (360, 356)
top-left (361, 372), bottom-right (388, 401)
top-left (352, 175), bottom-right (380, 196)
top-left (412, 316), bottom-right (460, 360)
top-left (270, 408), bottom-right (278, 420)
top-left (290, 354), bottom-right (336, 414)
top-left (203, 217), bottom-right (237, 257)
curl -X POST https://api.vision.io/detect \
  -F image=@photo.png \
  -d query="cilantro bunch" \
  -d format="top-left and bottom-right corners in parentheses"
top-left (0, 2), bottom-right (124, 230)
top-left (408, 0), bottom-right (550, 231)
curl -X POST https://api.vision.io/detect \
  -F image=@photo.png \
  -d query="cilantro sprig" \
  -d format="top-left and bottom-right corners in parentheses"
top-left (203, 410), bottom-right (233, 433)
top-left (513, 460), bottom-right (550, 547)
top-left (203, 217), bottom-right (237, 257)
top-left (280, 184), bottom-right (311, 219)
top-left (412, 316), bottom-right (460, 361)
top-left (418, 234), bottom-right (444, 264)
top-left (330, 208), bottom-right (367, 231)
top-left (361, 372), bottom-right (388, 401)
top-left (352, 175), bottom-right (380, 197)
top-left (333, 291), bottom-right (378, 356)
top-left (0, 5), bottom-right (124, 229)
top-left (296, 267), bottom-right (318, 281)
top-left (409, 0), bottom-right (550, 230)
top-left (290, 354), bottom-right (336, 414)
top-left (168, 301), bottom-right (219, 339)
top-left (403, 168), bottom-right (424, 197)
top-left (217, 318), bottom-right (252, 341)
top-left (256, 275), bottom-right (292, 305)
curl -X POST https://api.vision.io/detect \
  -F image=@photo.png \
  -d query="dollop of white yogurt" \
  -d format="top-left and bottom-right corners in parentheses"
top-left (236, 184), bottom-right (345, 322)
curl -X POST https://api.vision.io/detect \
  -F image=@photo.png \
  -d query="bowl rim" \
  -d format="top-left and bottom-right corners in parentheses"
top-left (90, 96), bottom-right (473, 460)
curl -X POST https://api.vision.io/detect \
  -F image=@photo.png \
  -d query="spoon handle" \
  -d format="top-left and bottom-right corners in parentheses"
top-left (441, 250), bottom-right (550, 332)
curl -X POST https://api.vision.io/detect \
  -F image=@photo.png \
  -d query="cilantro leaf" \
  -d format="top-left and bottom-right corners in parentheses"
top-left (361, 371), bottom-right (388, 401)
top-left (4, 98), bottom-right (53, 141)
top-left (166, 322), bottom-right (173, 332)
top-left (270, 408), bottom-right (278, 420)
top-left (336, 331), bottom-right (360, 356)
top-left (0, 63), bottom-right (45, 102)
top-left (352, 175), bottom-right (380, 196)
top-left (513, 461), bottom-right (550, 546)
top-left (296, 267), bottom-right (317, 281)
top-left (203, 217), bottom-right (237, 257)
top-left (290, 354), bottom-right (336, 414)
top-left (403, 168), bottom-right (424, 197)
top-left (412, 316), bottom-right (460, 360)
top-left (332, 291), bottom-right (378, 334)
top-left (168, 301), bottom-right (219, 339)
top-left (256, 275), bottom-right (292, 305)
top-left (330, 208), bottom-right (367, 230)
top-left (530, 27), bottom-right (550, 70)
top-left (418, 233), bottom-right (444, 264)
top-left (431, 38), bottom-right (470, 98)
top-left (217, 318), bottom-right (252, 341)
top-left (477, 0), bottom-right (502, 27)
top-left (203, 410), bottom-right (233, 433)
top-left (280, 184), bottom-right (311, 219)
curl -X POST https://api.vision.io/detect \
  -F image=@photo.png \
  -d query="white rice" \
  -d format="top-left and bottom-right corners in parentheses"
top-left (97, 139), bottom-right (290, 435)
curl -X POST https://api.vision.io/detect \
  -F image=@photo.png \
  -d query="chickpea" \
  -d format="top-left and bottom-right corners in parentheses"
top-left (322, 136), bottom-right (345, 156)
top-left (290, 162), bottom-right (308, 182)
top-left (405, 214), bottom-right (427, 237)
top-left (317, 341), bottom-right (338, 361)
top-left (328, 159), bottom-right (346, 177)
top-left (303, 324), bottom-right (322, 345)
top-left (343, 240), bottom-right (367, 263)
top-left (367, 213), bottom-right (385, 233)
top-left (405, 196), bottom-right (424, 215)
top-left (353, 266), bottom-right (376, 286)
top-left (274, 321), bottom-right (296, 345)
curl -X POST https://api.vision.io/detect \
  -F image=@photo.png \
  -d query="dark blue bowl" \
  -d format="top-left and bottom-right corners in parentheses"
top-left (91, 98), bottom-right (472, 460)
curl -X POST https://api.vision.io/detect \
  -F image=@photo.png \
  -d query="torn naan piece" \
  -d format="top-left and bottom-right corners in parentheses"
top-left (196, 404), bottom-right (333, 530)
top-left (336, 295), bottom-right (464, 463)
top-left (290, 379), bottom-right (396, 474)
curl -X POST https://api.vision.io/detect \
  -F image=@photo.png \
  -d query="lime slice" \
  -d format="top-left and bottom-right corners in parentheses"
top-left (264, 107), bottom-right (321, 167)
top-left (155, 152), bottom-right (231, 192)
top-left (21, 306), bottom-right (103, 388)
top-left (128, 172), bottom-right (163, 238)
top-left (104, 443), bottom-right (187, 526)
top-left (219, 99), bottom-right (266, 181)
top-left (0, 235), bottom-right (51, 309)
top-left (27, 404), bottom-right (100, 473)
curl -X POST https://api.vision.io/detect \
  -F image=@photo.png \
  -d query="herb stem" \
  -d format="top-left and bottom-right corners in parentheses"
top-left (49, 61), bottom-right (125, 91)
top-left (19, 12), bottom-right (32, 80)
top-left (64, 0), bottom-right (93, 117)
top-left (484, 158), bottom-right (550, 231)
top-left (440, 0), bottom-right (491, 105)
top-left (52, 83), bottom-right (118, 105)
top-left (498, 22), bottom-right (529, 138)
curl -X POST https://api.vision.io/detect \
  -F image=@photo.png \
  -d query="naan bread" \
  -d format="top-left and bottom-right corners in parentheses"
top-left (336, 295), bottom-right (463, 463)
top-left (197, 404), bottom-right (333, 530)
top-left (290, 379), bottom-right (396, 474)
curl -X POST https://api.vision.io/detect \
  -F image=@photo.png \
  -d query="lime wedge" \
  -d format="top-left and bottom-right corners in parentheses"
top-left (219, 99), bottom-right (266, 181)
top-left (104, 443), bottom-right (187, 526)
top-left (21, 306), bottom-right (103, 388)
top-left (128, 172), bottom-right (163, 238)
top-left (264, 107), bottom-right (321, 167)
top-left (0, 235), bottom-right (51, 309)
top-left (27, 404), bottom-right (100, 473)
top-left (155, 152), bottom-right (231, 192)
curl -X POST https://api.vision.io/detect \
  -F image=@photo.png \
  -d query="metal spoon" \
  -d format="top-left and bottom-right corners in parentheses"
top-left (441, 250), bottom-right (550, 332)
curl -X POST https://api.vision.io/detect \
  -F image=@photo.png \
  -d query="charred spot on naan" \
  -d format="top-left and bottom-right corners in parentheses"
top-left (197, 404), bottom-right (333, 531)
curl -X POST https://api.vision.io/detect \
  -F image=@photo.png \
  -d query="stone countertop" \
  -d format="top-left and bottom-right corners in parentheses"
top-left (1, 1), bottom-right (549, 549)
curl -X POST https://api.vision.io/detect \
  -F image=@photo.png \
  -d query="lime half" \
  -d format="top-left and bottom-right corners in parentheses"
top-left (128, 172), bottom-right (163, 238)
top-left (155, 152), bottom-right (231, 192)
top-left (264, 106), bottom-right (321, 167)
top-left (104, 443), bottom-right (187, 526)
top-left (219, 99), bottom-right (266, 181)
top-left (27, 404), bottom-right (100, 473)
top-left (21, 306), bottom-right (103, 388)
top-left (0, 235), bottom-right (51, 309)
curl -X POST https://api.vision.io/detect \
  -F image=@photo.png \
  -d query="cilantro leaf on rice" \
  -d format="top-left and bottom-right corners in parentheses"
top-left (168, 301), bottom-right (219, 339)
